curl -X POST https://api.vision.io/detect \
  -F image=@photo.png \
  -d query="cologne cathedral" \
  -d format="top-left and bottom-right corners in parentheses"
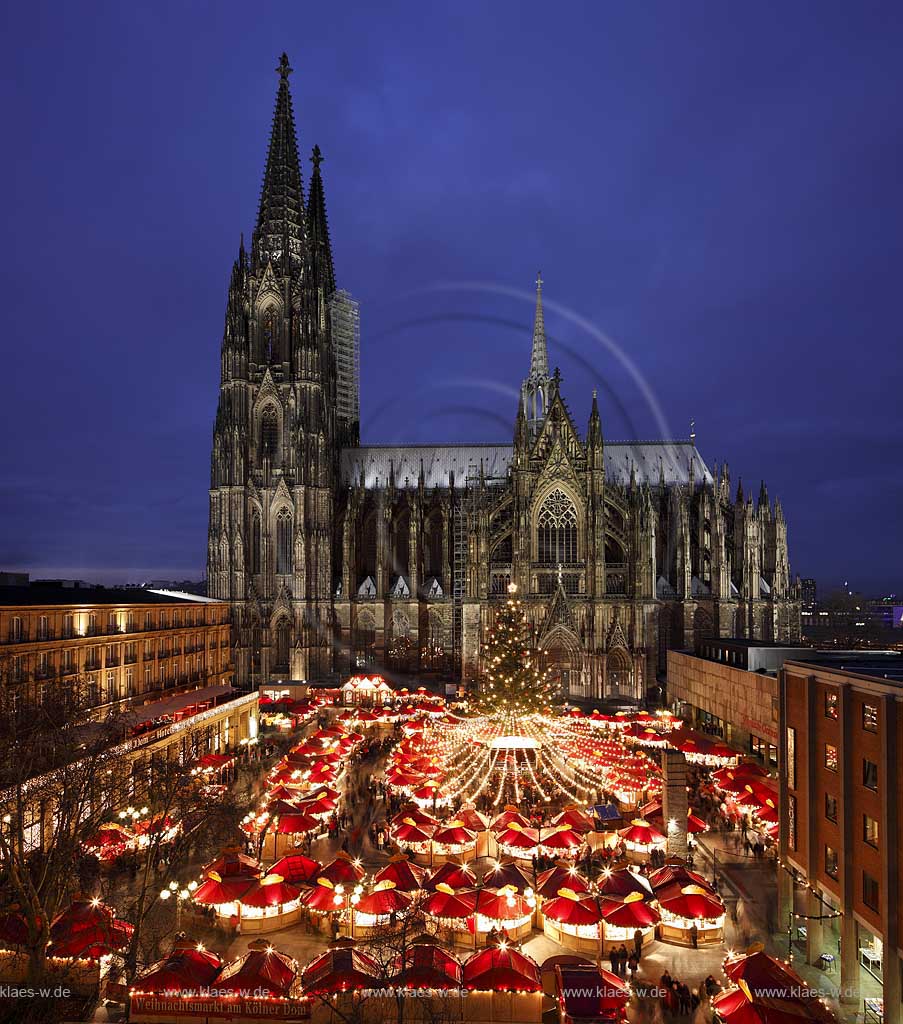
top-left (207, 56), bottom-right (800, 699)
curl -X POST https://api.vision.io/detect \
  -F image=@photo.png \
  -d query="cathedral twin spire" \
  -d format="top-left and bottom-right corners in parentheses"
top-left (253, 53), bottom-right (335, 286)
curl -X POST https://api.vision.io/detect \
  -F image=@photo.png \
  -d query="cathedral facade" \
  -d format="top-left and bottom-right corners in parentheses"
top-left (207, 57), bottom-right (800, 699)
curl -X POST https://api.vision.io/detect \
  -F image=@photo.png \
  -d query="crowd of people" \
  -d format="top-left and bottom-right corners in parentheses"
top-left (657, 970), bottom-right (720, 1016)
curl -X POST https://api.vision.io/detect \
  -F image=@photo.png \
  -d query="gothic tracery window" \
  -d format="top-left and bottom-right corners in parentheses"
top-left (537, 489), bottom-right (578, 564)
top-left (275, 509), bottom-right (292, 575)
top-left (249, 511), bottom-right (261, 575)
top-left (260, 407), bottom-right (279, 460)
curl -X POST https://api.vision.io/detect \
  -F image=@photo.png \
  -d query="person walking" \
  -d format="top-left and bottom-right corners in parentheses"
top-left (633, 927), bottom-right (643, 960)
top-left (689, 922), bottom-right (699, 949)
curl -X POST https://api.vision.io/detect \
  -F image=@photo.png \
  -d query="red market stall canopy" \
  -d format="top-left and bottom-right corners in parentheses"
top-left (215, 943), bottom-right (298, 998)
top-left (490, 808), bottom-right (531, 833)
top-left (193, 872), bottom-right (255, 906)
top-left (355, 881), bottom-right (412, 917)
top-left (617, 819), bottom-right (666, 847)
top-left (536, 864), bottom-right (590, 899)
top-left (598, 868), bottom-right (653, 900)
top-left (648, 864), bottom-right (712, 893)
top-left (302, 945), bottom-right (381, 994)
top-left (598, 892), bottom-right (661, 929)
top-left (274, 812), bottom-right (320, 835)
top-left (392, 941), bottom-right (462, 989)
top-left (657, 884), bottom-right (725, 921)
top-left (269, 854), bottom-right (322, 885)
top-left (496, 823), bottom-right (539, 851)
top-left (721, 949), bottom-right (836, 1022)
top-left (463, 946), bottom-right (542, 992)
top-left (48, 899), bottom-right (134, 959)
top-left (374, 856), bottom-right (425, 892)
top-left (239, 874), bottom-right (302, 909)
top-left (84, 822), bottom-right (134, 853)
top-left (194, 753), bottom-right (235, 773)
top-left (432, 822), bottom-right (477, 847)
top-left (303, 878), bottom-right (345, 913)
top-left (319, 853), bottom-right (366, 885)
top-left (482, 860), bottom-right (534, 894)
top-left (539, 826), bottom-right (584, 853)
top-left (424, 861), bottom-right (478, 891)
top-left (555, 964), bottom-right (631, 1020)
top-left (473, 887), bottom-right (531, 922)
top-left (133, 942), bottom-right (222, 993)
top-left (552, 807), bottom-right (595, 833)
top-left (423, 884), bottom-right (477, 920)
top-left (392, 818), bottom-right (435, 844)
top-left (203, 849), bottom-right (260, 878)
top-left (542, 890), bottom-right (603, 927)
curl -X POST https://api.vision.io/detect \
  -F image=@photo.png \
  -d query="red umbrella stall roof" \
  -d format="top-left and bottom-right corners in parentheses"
top-left (657, 883), bottom-right (725, 921)
top-left (552, 807), bottom-right (595, 833)
top-left (203, 849), bottom-right (260, 878)
top-left (432, 822), bottom-right (477, 846)
top-left (423, 885), bottom-right (478, 920)
top-left (473, 887), bottom-right (530, 922)
top-left (238, 875), bottom-right (303, 909)
top-left (536, 864), bottom-right (590, 899)
top-left (319, 853), bottom-right (366, 885)
top-left (269, 854), bottom-right (322, 885)
top-left (303, 879), bottom-right (345, 913)
top-left (302, 946), bottom-right (381, 995)
top-left (542, 890), bottom-right (603, 927)
top-left (48, 900), bottom-right (134, 959)
top-left (456, 806), bottom-right (490, 831)
top-left (556, 964), bottom-right (631, 1016)
top-left (274, 813), bottom-right (321, 835)
top-left (193, 873), bottom-right (256, 906)
top-left (423, 861), bottom-right (478, 892)
top-left (463, 946), bottom-right (542, 992)
top-left (391, 807), bottom-right (439, 828)
top-left (374, 857), bottom-right (425, 892)
top-left (617, 819), bottom-right (666, 846)
top-left (133, 944), bottom-right (223, 993)
top-left (597, 868), bottom-right (654, 900)
top-left (392, 819), bottom-right (435, 844)
top-left (391, 942), bottom-right (463, 989)
top-left (216, 945), bottom-right (297, 998)
top-left (598, 893), bottom-right (661, 928)
top-left (354, 882), bottom-right (412, 917)
top-left (481, 860), bottom-right (535, 894)
top-left (538, 826), bottom-right (584, 851)
top-left (496, 824), bottom-right (539, 850)
top-left (648, 864), bottom-right (713, 893)
top-left (490, 808), bottom-right (531, 833)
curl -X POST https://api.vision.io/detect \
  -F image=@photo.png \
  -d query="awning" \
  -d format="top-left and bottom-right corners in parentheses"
top-left (125, 683), bottom-right (239, 727)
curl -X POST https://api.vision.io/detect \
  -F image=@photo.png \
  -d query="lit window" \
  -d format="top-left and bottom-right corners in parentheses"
top-left (862, 703), bottom-right (878, 733)
top-left (824, 744), bottom-right (838, 772)
top-left (824, 691), bottom-right (838, 720)
top-left (825, 846), bottom-right (838, 879)
top-left (825, 794), bottom-right (837, 823)
top-left (863, 815), bottom-right (879, 848)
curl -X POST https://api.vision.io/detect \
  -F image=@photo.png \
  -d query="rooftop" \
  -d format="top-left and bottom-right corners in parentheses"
top-left (0, 583), bottom-right (222, 608)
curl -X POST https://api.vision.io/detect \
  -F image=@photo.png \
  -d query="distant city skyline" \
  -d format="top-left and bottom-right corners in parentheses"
top-left (1, 3), bottom-right (901, 594)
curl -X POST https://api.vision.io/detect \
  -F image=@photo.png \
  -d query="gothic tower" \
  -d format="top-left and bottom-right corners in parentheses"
top-left (208, 55), bottom-right (338, 688)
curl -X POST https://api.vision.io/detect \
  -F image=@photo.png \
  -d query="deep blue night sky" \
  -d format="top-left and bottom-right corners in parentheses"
top-left (2, 2), bottom-right (901, 594)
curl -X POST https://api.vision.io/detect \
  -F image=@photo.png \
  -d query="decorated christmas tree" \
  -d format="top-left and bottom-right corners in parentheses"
top-left (477, 583), bottom-right (561, 717)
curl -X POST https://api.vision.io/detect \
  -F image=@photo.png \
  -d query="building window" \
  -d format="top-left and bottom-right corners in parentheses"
top-left (249, 511), bottom-right (261, 574)
top-left (786, 726), bottom-right (796, 789)
top-left (824, 744), bottom-right (838, 772)
top-left (10, 616), bottom-right (22, 641)
top-left (108, 612), bottom-right (118, 633)
top-left (862, 702), bottom-right (878, 733)
top-left (275, 509), bottom-right (292, 575)
top-left (536, 489), bottom-right (578, 564)
top-left (37, 615), bottom-right (49, 640)
top-left (824, 690), bottom-right (838, 719)
top-left (825, 794), bottom-right (837, 823)
top-left (863, 872), bottom-right (879, 911)
top-left (144, 666), bottom-right (151, 690)
top-left (825, 846), bottom-right (838, 880)
top-left (145, 611), bottom-right (153, 630)
top-left (106, 671), bottom-right (116, 702)
top-left (260, 406), bottom-right (279, 459)
top-left (863, 759), bottom-right (879, 792)
top-left (63, 613), bottom-right (74, 639)
top-left (863, 815), bottom-right (879, 848)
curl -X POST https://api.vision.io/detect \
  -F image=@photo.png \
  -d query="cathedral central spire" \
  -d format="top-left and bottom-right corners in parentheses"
top-left (521, 271), bottom-right (552, 437)
top-left (253, 53), bottom-right (307, 269)
top-left (529, 271), bottom-right (549, 378)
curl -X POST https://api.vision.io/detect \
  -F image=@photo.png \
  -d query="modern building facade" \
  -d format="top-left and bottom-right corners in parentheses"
top-left (207, 55), bottom-right (801, 696)
top-left (779, 655), bottom-right (903, 1022)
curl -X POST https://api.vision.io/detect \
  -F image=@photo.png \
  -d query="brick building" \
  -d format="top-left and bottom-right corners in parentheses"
top-left (779, 654), bottom-right (903, 1022)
